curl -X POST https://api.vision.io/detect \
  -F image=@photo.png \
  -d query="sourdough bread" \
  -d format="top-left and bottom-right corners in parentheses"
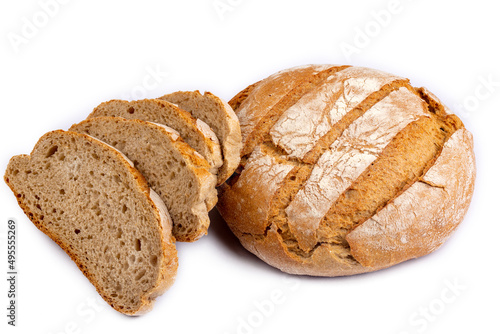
top-left (159, 91), bottom-right (242, 185)
top-left (4, 130), bottom-right (178, 314)
top-left (70, 117), bottom-right (217, 242)
top-left (218, 65), bottom-right (476, 276)
top-left (89, 99), bottom-right (223, 175)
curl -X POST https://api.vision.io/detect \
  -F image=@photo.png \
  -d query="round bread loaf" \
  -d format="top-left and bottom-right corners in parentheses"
top-left (218, 64), bottom-right (476, 277)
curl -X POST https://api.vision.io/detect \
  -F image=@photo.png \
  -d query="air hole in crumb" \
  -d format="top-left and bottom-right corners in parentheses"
top-left (150, 255), bottom-right (158, 266)
top-left (135, 239), bottom-right (141, 251)
top-left (127, 107), bottom-right (135, 114)
top-left (117, 228), bottom-right (123, 238)
top-left (290, 175), bottom-right (296, 181)
top-left (130, 254), bottom-right (136, 262)
top-left (59, 189), bottom-right (66, 195)
top-left (122, 205), bottom-right (128, 213)
top-left (13, 170), bottom-right (19, 176)
top-left (45, 146), bottom-right (58, 158)
top-left (74, 229), bottom-right (80, 234)
top-left (92, 153), bottom-right (99, 160)
top-left (135, 269), bottom-right (146, 281)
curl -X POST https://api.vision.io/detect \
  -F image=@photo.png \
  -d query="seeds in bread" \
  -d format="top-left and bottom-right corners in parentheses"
top-left (70, 117), bottom-right (217, 242)
top-left (89, 99), bottom-right (223, 175)
top-left (218, 65), bottom-right (476, 277)
top-left (159, 91), bottom-right (242, 185)
top-left (4, 130), bottom-right (178, 314)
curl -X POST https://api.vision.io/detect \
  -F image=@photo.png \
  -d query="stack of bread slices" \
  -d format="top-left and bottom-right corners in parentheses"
top-left (4, 91), bottom-right (242, 315)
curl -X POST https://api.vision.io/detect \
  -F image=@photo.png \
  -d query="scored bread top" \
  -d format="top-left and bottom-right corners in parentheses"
top-left (4, 130), bottom-right (178, 314)
top-left (70, 117), bottom-right (217, 242)
top-left (219, 64), bottom-right (475, 276)
top-left (89, 99), bottom-right (223, 175)
top-left (159, 91), bottom-right (242, 185)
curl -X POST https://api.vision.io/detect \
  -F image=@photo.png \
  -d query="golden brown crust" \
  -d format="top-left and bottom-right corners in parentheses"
top-left (218, 65), bottom-right (476, 277)
top-left (235, 65), bottom-right (340, 152)
top-left (346, 128), bottom-right (476, 268)
top-left (228, 80), bottom-right (262, 111)
top-left (236, 225), bottom-right (373, 277)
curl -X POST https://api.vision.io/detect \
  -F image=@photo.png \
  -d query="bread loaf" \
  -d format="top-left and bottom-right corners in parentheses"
top-left (218, 64), bottom-right (476, 276)
top-left (4, 130), bottom-right (178, 314)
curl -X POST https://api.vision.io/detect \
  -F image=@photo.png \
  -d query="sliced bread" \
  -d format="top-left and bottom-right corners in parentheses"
top-left (70, 117), bottom-right (217, 242)
top-left (89, 99), bottom-right (223, 175)
top-left (4, 130), bottom-right (178, 315)
top-left (158, 91), bottom-right (242, 185)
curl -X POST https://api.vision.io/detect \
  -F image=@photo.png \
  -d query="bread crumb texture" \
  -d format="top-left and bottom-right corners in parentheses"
top-left (70, 117), bottom-right (217, 242)
top-left (220, 64), bottom-right (476, 277)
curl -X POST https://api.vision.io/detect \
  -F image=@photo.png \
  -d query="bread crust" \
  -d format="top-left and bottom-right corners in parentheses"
top-left (218, 65), bottom-right (476, 276)
top-left (346, 125), bottom-right (476, 268)
top-left (4, 130), bottom-right (178, 315)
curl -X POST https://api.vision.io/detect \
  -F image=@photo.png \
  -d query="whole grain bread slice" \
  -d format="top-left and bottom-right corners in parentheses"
top-left (70, 117), bottom-right (217, 242)
top-left (4, 130), bottom-right (178, 315)
top-left (158, 91), bottom-right (242, 185)
top-left (89, 99), bottom-right (223, 175)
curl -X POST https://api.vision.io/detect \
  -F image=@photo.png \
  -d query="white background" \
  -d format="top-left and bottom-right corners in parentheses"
top-left (1, 0), bottom-right (499, 333)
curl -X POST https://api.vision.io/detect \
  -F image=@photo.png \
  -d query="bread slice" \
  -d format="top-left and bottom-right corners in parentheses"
top-left (159, 91), bottom-right (242, 185)
top-left (4, 130), bottom-right (178, 315)
top-left (70, 117), bottom-right (217, 242)
top-left (89, 99), bottom-right (223, 175)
